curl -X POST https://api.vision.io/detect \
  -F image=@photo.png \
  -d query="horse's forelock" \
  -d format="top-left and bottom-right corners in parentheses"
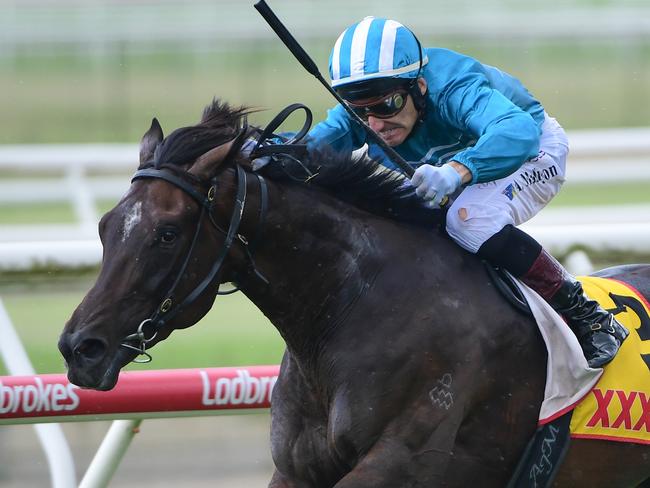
top-left (152, 99), bottom-right (250, 168)
top-left (200, 99), bottom-right (251, 126)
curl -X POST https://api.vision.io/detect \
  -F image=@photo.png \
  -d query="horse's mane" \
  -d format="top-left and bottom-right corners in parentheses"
top-left (261, 145), bottom-right (444, 227)
top-left (154, 99), bottom-right (444, 227)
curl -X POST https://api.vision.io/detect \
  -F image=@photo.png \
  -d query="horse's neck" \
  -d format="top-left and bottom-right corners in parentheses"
top-left (239, 182), bottom-right (384, 363)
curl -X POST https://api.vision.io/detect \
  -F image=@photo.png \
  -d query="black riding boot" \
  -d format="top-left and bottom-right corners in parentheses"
top-left (521, 249), bottom-right (628, 368)
top-left (478, 225), bottom-right (628, 368)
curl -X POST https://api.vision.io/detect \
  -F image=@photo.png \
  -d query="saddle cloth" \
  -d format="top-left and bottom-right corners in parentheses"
top-left (515, 275), bottom-right (650, 445)
top-left (570, 277), bottom-right (650, 444)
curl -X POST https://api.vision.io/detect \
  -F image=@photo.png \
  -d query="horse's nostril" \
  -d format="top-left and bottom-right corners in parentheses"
top-left (73, 338), bottom-right (107, 362)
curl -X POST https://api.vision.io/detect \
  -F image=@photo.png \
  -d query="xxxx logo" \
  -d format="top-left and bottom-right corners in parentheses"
top-left (586, 389), bottom-right (650, 432)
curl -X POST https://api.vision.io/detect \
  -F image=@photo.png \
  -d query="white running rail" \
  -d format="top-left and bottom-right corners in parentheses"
top-left (0, 128), bottom-right (648, 269)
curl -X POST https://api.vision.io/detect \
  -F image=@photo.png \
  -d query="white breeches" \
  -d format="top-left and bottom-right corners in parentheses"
top-left (446, 113), bottom-right (569, 253)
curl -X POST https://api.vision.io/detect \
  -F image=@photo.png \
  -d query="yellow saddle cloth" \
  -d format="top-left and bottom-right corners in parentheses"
top-left (570, 276), bottom-right (650, 444)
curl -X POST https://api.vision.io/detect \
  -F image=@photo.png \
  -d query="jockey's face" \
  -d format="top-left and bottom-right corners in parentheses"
top-left (362, 78), bottom-right (427, 147)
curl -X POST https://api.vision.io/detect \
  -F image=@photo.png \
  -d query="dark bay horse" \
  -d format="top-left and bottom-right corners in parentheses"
top-left (59, 100), bottom-right (650, 487)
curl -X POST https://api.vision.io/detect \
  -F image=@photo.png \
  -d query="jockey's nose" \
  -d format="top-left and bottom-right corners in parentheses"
top-left (58, 331), bottom-right (108, 368)
top-left (367, 115), bottom-right (386, 132)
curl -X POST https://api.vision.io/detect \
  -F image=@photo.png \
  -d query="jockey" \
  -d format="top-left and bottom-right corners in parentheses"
top-left (308, 16), bottom-right (628, 368)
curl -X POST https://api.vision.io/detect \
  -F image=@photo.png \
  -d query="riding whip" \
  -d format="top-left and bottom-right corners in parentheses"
top-left (253, 0), bottom-right (417, 178)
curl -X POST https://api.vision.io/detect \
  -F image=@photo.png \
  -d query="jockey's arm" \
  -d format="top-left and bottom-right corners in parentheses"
top-left (448, 160), bottom-right (473, 185)
top-left (437, 72), bottom-right (542, 185)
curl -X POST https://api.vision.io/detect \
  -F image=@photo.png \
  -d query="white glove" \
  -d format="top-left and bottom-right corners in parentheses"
top-left (410, 163), bottom-right (462, 208)
top-left (241, 138), bottom-right (272, 171)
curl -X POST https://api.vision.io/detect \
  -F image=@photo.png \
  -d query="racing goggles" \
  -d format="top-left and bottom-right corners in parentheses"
top-left (346, 90), bottom-right (409, 120)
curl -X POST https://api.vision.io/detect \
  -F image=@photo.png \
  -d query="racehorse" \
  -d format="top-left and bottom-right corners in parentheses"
top-left (59, 100), bottom-right (650, 487)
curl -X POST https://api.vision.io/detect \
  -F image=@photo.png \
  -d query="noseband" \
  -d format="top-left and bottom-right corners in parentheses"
top-left (121, 146), bottom-right (268, 363)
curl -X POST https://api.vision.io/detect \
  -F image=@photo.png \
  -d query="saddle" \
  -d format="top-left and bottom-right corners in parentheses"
top-left (484, 262), bottom-right (532, 315)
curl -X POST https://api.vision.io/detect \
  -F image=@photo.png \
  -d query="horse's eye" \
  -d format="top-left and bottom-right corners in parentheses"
top-left (159, 230), bottom-right (177, 245)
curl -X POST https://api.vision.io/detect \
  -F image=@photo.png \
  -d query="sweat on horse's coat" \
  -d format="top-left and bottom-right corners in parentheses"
top-left (59, 100), bottom-right (650, 487)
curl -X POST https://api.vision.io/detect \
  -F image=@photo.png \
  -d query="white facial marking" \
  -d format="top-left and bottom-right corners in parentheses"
top-left (122, 201), bottom-right (142, 242)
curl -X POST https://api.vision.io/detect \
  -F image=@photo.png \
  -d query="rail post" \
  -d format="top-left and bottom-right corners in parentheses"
top-left (0, 300), bottom-right (77, 488)
top-left (78, 419), bottom-right (143, 488)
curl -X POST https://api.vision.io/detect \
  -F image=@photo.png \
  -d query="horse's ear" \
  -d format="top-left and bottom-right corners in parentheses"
top-left (188, 139), bottom-right (236, 179)
top-left (139, 118), bottom-right (164, 166)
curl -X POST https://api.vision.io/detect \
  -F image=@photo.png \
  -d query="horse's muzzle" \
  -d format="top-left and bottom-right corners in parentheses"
top-left (58, 331), bottom-right (114, 389)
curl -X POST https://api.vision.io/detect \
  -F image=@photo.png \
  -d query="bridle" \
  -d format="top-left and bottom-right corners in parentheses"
top-left (120, 132), bottom-right (269, 363)
top-left (119, 103), bottom-right (312, 363)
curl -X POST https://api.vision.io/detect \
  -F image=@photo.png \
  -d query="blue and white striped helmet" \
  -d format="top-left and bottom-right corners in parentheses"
top-left (329, 17), bottom-right (428, 89)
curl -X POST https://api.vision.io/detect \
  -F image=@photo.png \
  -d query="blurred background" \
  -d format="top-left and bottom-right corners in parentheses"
top-left (1, 0), bottom-right (649, 142)
top-left (0, 0), bottom-right (649, 486)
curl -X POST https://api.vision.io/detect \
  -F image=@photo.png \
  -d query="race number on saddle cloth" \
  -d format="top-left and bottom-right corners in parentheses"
top-left (514, 274), bottom-right (650, 445)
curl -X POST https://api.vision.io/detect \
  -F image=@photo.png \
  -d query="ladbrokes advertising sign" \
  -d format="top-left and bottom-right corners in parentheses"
top-left (0, 366), bottom-right (279, 424)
